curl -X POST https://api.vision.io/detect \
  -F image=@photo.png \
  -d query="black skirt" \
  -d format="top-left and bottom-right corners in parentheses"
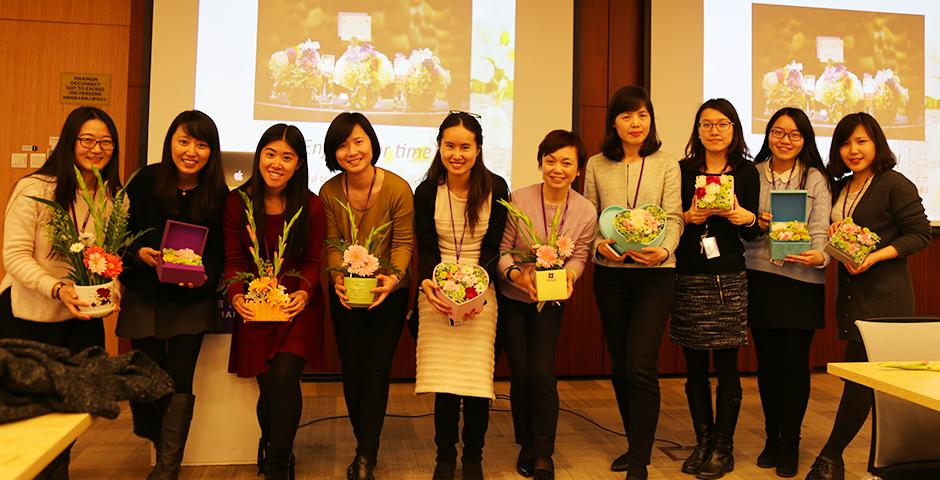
top-left (670, 271), bottom-right (748, 350)
top-left (747, 269), bottom-right (824, 330)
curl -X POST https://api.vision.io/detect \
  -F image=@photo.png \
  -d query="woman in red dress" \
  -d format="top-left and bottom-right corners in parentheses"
top-left (223, 123), bottom-right (327, 480)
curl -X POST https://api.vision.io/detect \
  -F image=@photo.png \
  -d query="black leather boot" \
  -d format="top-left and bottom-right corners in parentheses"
top-left (130, 396), bottom-right (168, 444)
top-left (756, 434), bottom-right (779, 468)
top-left (681, 382), bottom-right (715, 474)
top-left (695, 389), bottom-right (741, 480)
top-left (147, 394), bottom-right (195, 480)
top-left (805, 455), bottom-right (843, 480)
top-left (696, 434), bottom-right (734, 479)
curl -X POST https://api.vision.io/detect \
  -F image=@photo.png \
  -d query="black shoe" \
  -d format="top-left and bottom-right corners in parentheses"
top-left (432, 458), bottom-right (456, 480)
top-left (695, 436), bottom-right (733, 480)
top-left (804, 455), bottom-right (843, 480)
top-left (532, 457), bottom-right (553, 480)
top-left (626, 465), bottom-right (648, 480)
top-left (264, 447), bottom-right (294, 480)
top-left (461, 454), bottom-right (484, 480)
top-left (610, 452), bottom-right (630, 472)
top-left (346, 455), bottom-right (375, 480)
top-left (756, 436), bottom-right (778, 468)
top-left (516, 448), bottom-right (534, 477)
top-left (775, 437), bottom-right (799, 478)
top-left (681, 437), bottom-right (713, 475)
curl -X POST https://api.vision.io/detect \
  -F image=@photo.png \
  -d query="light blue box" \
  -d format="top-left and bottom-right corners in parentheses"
top-left (770, 190), bottom-right (810, 260)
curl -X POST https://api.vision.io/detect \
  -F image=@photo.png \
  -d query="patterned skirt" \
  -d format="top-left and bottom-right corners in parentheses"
top-left (670, 271), bottom-right (748, 350)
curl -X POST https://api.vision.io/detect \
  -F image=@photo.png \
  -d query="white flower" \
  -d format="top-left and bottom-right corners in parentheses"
top-left (705, 183), bottom-right (720, 195)
top-left (702, 194), bottom-right (716, 204)
top-left (79, 231), bottom-right (95, 246)
top-left (69, 242), bottom-right (84, 253)
top-left (695, 176), bottom-right (706, 187)
top-left (269, 51), bottom-right (289, 76)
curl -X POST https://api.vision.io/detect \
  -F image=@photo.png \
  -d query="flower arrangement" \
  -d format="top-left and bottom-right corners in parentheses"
top-left (333, 41), bottom-right (394, 109)
top-left (761, 61), bottom-right (808, 112)
top-left (399, 48), bottom-right (451, 111)
top-left (29, 167), bottom-right (147, 316)
top-left (694, 175), bottom-right (734, 211)
top-left (162, 247), bottom-right (202, 266)
top-left (324, 199), bottom-right (395, 307)
top-left (496, 198), bottom-right (574, 270)
top-left (825, 217), bottom-right (881, 267)
top-left (614, 205), bottom-right (666, 245)
top-left (268, 39), bottom-right (323, 106)
top-left (769, 221), bottom-right (810, 242)
top-left (226, 191), bottom-right (303, 321)
top-left (814, 63), bottom-right (863, 122)
top-left (432, 262), bottom-right (490, 325)
top-left (870, 68), bottom-right (910, 120)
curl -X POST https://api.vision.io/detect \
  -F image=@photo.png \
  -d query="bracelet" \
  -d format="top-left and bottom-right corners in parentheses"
top-left (745, 213), bottom-right (757, 228)
top-left (52, 282), bottom-right (64, 300)
top-left (504, 265), bottom-right (520, 281)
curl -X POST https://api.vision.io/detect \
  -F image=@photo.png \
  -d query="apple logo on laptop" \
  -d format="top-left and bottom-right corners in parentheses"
top-left (233, 169), bottom-right (244, 182)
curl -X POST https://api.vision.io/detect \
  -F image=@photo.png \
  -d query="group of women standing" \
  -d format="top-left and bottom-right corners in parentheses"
top-left (0, 83), bottom-right (930, 480)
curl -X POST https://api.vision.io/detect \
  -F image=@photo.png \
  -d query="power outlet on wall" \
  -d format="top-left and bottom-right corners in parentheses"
top-left (11, 153), bottom-right (28, 168)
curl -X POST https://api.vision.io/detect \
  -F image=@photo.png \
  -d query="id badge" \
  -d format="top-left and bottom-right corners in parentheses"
top-left (771, 258), bottom-right (786, 267)
top-left (700, 235), bottom-right (720, 259)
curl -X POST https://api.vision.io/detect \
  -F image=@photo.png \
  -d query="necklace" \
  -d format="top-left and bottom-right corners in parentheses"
top-left (178, 183), bottom-right (198, 196)
top-left (842, 172), bottom-right (873, 219)
top-left (446, 182), bottom-right (468, 263)
top-left (540, 184), bottom-right (570, 237)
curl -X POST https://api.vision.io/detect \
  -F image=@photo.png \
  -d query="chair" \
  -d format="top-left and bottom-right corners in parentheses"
top-left (855, 317), bottom-right (940, 480)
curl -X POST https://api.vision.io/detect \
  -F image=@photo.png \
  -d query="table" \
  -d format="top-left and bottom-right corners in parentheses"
top-left (0, 412), bottom-right (93, 480)
top-left (828, 361), bottom-right (940, 413)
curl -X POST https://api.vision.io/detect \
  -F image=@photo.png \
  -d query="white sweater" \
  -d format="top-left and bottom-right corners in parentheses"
top-left (1, 175), bottom-right (91, 322)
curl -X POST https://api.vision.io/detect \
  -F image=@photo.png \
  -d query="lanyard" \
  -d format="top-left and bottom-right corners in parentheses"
top-left (344, 167), bottom-right (377, 242)
top-left (446, 183), bottom-right (467, 263)
top-left (70, 189), bottom-right (97, 233)
top-left (625, 158), bottom-right (646, 209)
top-left (842, 173), bottom-right (873, 219)
top-left (540, 184), bottom-right (570, 237)
top-left (769, 158), bottom-right (795, 190)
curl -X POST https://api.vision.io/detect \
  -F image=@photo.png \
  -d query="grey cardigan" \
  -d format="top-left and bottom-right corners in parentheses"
top-left (582, 150), bottom-right (684, 268)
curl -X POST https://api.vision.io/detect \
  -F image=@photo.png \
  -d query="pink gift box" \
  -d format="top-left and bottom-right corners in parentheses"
top-left (156, 220), bottom-right (209, 287)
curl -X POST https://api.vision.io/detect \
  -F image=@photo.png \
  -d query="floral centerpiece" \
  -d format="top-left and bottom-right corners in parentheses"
top-left (333, 41), bottom-right (394, 109)
top-left (871, 68), bottom-right (910, 121)
top-left (268, 39), bottom-right (323, 106)
top-left (613, 204), bottom-right (667, 252)
top-left (497, 198), bottom-right (574, 302)
top-left (29, 167), bottom-right (146, 317)
top-left (225, 192), bottom-right (303, 321)
top-left (432, 263), bottom-right (490, 326)
top-left (324, 199), bottom-right (394, 308)
top-left (761, 61), bottom-right (808, 112)
top-left (694, 175), bottom-right (734, 211)
top-left (824, 217), bottom-right (881, 268)
top-left (399, 48), bottom-right (451, 111)
top-left (814, 63), bottom-right (863, 122)
top-left (162, 248), bottom-right (202, 266)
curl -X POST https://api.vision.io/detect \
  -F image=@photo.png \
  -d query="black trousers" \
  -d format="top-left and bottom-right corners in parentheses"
top-left (751, 328), bottom-right (814, 439)
top-left (593, 266), bottom-right (674, 467)
top-left (434, 393), bottom-right (490, 460)
top-left (330, 288), bottom-right (408, 461)
top-left (501, 297), bottom-right (564, 458)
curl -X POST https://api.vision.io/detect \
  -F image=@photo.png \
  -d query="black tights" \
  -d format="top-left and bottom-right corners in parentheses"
top-left (819, 340), bottom-right (871, 460)
top-left (131, 334), bottom-right (204, 394)
top-left (256, 352), bottom-right (306, 450)
top-left (434, 393), bottom-right (490, 460)
top-left (683, 347), bottom-right (742, 395)
top-left (752, 328), bottom-right (814, 439)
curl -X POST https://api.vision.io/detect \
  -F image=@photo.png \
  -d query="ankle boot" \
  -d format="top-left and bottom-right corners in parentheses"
top-left (775, 435), bottom-right (799, 478)
top-left (696, 434), bottom-right (734, 479)
top-left (681, 382), bottom-right (715, 474)
top-left (265, 447), bottom-right (294, 480)
top-left (147, 393), bottom-right (195, 480)
top-left (756, 434), bottom-right (779, 468)
top-left (805, 455), bottom-right (844, 480)
top-left (695, 389), bottom-right (741, 480)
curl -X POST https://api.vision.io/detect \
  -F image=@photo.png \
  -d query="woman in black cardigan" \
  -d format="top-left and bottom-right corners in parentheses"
top-left (805, 113), bottom-right (931, 480)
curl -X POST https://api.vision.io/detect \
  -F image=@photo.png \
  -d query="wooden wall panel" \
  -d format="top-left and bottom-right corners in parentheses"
top-left (0, 0), bottom-right (130, 25)
top-left (576, 0), bottom-right (610, 108)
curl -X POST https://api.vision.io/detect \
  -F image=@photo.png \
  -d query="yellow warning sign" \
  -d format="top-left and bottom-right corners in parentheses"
top-left (60, 73), bottom-right (111, 106)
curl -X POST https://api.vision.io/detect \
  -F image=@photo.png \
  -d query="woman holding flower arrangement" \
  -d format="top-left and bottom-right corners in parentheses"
top-left (414, 111), bottom-right (508, 480)
top-left (115, 110), bottom-right (229, 479)
top-left (671, 98), bottom-right (760, 479)
top-left (804, 112), bottom-right (930, 480)
top-left (497, 129), bottom-right (596, 480)
top-left (581, 86), bottom-right (683, 480)
top-left (223, 124), bottom-right (327, 480)
top-left (319, 112), bottom-right (414, 480)
top-left (743, 107), bottom-right (831, 478)
top-left (0, 105), bottom-right (123, 476)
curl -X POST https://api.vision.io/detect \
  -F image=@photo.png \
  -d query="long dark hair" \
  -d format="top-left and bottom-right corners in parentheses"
top-left (240, 124), bottom-right (310, 261)
top-left (601, 86), bottom-right (662, 161)
top-left (423, 112), bottom-right (492, 232)
top-left (682, 98), bottom-right (750, 171)
top-left (153, 110), bottom-right (227, 222)
top-left (323, 112), bottom-right (381, 172)
top-left (754, 107), bottom-right (829, 190)
top-left (826, 112), bottom-right (897, 179)
top-left (33, 106), bottom-right (121, 207)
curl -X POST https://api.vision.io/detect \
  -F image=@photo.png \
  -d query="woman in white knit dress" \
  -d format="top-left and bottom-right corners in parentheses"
top-left (414, 111), bottom-right (509, 480)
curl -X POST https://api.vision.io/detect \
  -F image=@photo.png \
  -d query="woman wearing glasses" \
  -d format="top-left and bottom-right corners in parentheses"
top-left (320, 112), bottom-right (414, 480)
top-left (743, 108), bottom-right (831, 478)
top-left (582, 86), bottom-right (683, 480)
top-left (116, 110), bottom-right (229, 479)
top-left (671, 99), bottom-right (760, 479)
top-left (0, 106), bottom-right (121, 476)
top-left (415, 111), bottom-right (508, 480)
top-left (804, 113), bottom-right (930, 480)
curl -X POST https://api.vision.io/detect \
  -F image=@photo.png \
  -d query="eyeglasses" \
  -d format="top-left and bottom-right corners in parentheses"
top-left (770, 127), bottom-right (803, 142)
top-left (76, 136), bottom-right (115, 151)
top-left (698, 121), bottom-right (733, 133)
top-left (449, 110), bottom-right (481, 119)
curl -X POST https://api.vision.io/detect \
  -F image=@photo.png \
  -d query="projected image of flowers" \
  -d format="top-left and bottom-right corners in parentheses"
top-left (751, 4), bottom-right (924, 140)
